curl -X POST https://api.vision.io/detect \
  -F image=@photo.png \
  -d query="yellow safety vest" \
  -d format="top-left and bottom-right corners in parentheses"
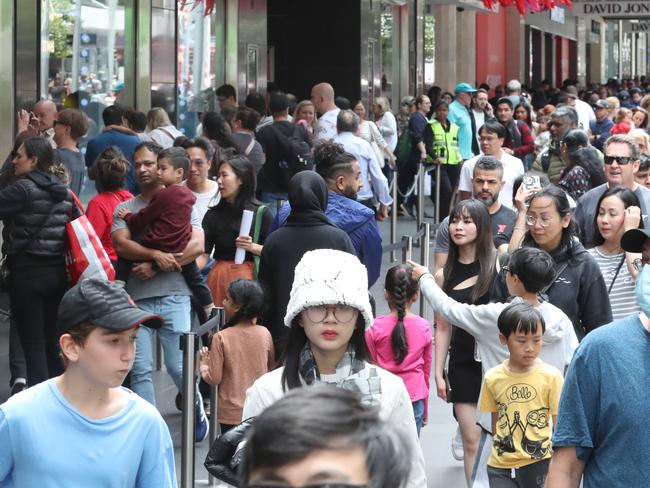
top-left (428, 119), bottom-right (462, 165)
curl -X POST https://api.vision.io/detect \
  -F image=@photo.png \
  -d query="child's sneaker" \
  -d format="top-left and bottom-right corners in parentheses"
top-left (195, 392), bottom-right (209, 443)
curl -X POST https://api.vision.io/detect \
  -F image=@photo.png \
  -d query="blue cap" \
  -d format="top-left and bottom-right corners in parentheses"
top-left (454, 82), bottom-right (477, 94)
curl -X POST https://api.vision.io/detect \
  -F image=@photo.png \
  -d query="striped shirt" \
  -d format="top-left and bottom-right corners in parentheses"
top-left (588, 247), bottom-right (640, 321)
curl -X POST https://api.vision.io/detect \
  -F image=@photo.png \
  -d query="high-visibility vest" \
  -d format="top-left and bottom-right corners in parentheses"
top-left (428, 119), bottom-right (462, 165)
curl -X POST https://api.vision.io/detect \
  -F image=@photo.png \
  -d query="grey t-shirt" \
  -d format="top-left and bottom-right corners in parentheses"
top-left (111, 195), bottom-right (202, 301)
top-left (434, 204), bottom-right (516, 253)
top-left (57, 148), bottom-right (85, 196)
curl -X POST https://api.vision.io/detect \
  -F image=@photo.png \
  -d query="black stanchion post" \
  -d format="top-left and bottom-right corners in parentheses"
top-left (419, 222), bottom-right (431, 318)
top-left (417, 163), bottom-right (425, 228)
top-left (391, 169), bottom-right (398, 262)
top-left (180, 332), bottom-right (198, 488)
top-left (207, 307), bottom-right (226, 486)
top-left (401, 234), bottom-right (413, 263)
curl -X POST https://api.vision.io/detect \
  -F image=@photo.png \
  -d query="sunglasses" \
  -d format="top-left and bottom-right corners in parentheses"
top-left (604, 156), bottom-right (635, 165)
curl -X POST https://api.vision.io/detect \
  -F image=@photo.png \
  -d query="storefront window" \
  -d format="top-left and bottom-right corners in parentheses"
top-left (41, 0), bottom-right (131, 137)
top-left (177, 4), bottom-right (216, 137)
top-left (424, 14), bottom-right (435, 87)
top-left (380, 5), bottom-right (393, 99)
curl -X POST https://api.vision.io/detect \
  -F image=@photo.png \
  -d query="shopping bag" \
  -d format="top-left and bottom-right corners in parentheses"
top-left (65, 192), bottom-right (116, 285)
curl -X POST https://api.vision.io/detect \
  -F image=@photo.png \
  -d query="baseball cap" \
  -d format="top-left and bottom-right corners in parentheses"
top-left (594, 99), bottom-right (610, 109)
top-left (621, 228), bottom-right (650, 253)
top-left (454, 83), bottom-right (477, 94)
top-left (57, 279), bottom-right (163, 336)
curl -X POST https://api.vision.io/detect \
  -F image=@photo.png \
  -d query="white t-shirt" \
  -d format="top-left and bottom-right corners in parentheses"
top-left (147, 125), bottom-right (184, 149)
top-left (314, 108), bottom-right (341, 141)
top-left (458, 151), bottom-right (525, 210)
top-left (575, 99), bottom-right (596, 132)
top-left (182, 180), bottom-right (220, 221)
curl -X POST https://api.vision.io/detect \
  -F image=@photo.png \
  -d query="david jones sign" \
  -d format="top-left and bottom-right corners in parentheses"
top-left (577, 0), bottom-right (650, 17)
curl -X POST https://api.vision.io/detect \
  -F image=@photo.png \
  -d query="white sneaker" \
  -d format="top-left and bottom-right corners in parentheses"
top-left (451, 425), bottom-right (464, 461)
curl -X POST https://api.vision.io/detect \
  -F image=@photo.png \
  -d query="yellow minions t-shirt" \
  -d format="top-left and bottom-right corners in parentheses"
top-left (479, 359), bottom-right (564, 469)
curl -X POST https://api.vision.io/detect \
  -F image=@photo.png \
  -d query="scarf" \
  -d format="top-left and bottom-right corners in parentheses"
top-left (286, 170), bottom-right (335, 227)
top-left (298, 343), bottom-right (382, 406)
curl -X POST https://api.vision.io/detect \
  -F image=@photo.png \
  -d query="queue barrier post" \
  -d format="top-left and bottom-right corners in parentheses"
top-left (207, 307), bottom-right (226, 486)
top-left (390, 168), bottom-right (398, 262)
top-left (435, 164), bottom-right (441, 224)
top-left (180, 332), bottom-right (198, 488)
top-left (419, 222), bottom-right (431, 319)
top-left (417, 162), bottom-right (425, 228)
top-left (401, 235), bottom-right (413, 263)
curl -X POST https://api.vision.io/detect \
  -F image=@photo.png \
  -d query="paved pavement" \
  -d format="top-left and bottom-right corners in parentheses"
top-left (0, 194), bottom-right (467, 487)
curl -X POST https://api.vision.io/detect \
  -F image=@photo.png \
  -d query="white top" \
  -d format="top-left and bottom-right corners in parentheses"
top-left (575, 99), bottom-right (597, 132)
top-left (147, 125), bottom-right (184, 149)
top-left (458, 151), bottom-right (525, 210)
top-left (358, 120), bottom-right (387, 168)
top-left (314, 108), bottom-right (341, 141)
top-left (182, 180), bottom-right (220, 221)
top-left (242, 366), bottom-right (427, 488)
top-left (333, 132), bottom-right (392, 205)
top-left (376, 111), bottom-right (398, 151)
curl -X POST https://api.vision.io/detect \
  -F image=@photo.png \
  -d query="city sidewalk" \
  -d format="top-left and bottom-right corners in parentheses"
top-left (0, 196), bottom-right (466, 487)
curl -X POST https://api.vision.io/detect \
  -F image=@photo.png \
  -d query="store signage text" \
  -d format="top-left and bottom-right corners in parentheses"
top-left (576, 0), bottom-right (650, 17)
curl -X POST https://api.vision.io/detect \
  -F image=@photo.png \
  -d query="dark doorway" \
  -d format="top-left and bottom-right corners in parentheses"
top-left (267, 0), bottom-right (361, 103)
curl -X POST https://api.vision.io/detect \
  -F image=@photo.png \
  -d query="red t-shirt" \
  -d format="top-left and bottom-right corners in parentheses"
top-left (86, 190), bottom-right (134, 262)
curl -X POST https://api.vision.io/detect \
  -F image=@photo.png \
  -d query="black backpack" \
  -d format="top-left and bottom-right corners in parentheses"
top-left (269, 124), bottom-right (313, 186)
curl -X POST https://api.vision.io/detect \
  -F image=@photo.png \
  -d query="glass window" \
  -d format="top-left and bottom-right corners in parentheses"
top-left (177, 4), bottom-right (216, 137)
top-left (380, 5), bottom-right (393, 99)
top-left (41, 0), bottom-right (132, 138)
top-left (247, 45), bottom-right (259, 93)
top-left (424, 14), bottom-right (435, 87)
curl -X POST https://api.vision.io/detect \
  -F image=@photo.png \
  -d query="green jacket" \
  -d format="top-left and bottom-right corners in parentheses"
top-left (532, 147), bottom-right (566, 183)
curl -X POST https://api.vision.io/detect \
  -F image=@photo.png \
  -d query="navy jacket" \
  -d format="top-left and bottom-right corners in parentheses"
top-left (270, 191), bottom-right (382, 287)
top-left (589, 118), bottom-right (613, 151)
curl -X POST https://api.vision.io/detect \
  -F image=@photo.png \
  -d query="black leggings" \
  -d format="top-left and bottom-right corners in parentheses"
top-left (432, 164), bottom-right (461, 219)
top-left (10, 264), bottom-right (68, 386)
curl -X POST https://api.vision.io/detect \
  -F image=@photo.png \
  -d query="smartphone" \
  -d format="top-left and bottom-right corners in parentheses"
top-left (523, 175), bottom-right (540, 191)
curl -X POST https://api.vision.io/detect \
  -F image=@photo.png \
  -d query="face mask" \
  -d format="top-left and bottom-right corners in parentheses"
top-left (635, 265), bottom-right (650, 316)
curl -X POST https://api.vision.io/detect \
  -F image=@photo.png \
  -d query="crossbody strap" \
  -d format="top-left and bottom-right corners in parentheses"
top-left (541, 262), bottom-right (569, 295)
top-left (252, 205), bottom-right (266, 278)
top-left (607, 254), bottom-right (627, 294)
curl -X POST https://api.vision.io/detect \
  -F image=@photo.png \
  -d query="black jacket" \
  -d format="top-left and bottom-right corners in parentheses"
top-left (493, 238), bottom-right (612, 340)
top-left (258, 171), bottom-right (355, 352)
top-left (0, 171), bottom-right (75, 263)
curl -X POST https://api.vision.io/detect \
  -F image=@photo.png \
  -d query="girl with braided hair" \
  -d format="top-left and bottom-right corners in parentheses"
top-left (365, 263), bottom-right (432, 435)
top-left (199, 279), bottom-right (275, 433)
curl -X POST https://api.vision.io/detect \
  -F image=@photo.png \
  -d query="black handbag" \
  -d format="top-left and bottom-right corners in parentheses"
top-left (204, 417), bottom-right (255, 485)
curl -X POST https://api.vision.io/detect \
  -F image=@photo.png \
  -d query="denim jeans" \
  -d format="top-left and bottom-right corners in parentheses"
top-left (412, 399), bottom-right (425, 436)
top-left (260, 191), bottom-right (288, 218)
top-left (132, 295), bottom-right (191, 406)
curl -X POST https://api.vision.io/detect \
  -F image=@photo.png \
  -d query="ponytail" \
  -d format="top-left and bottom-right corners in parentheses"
top-left (385, 265), bottom-right (419, 364)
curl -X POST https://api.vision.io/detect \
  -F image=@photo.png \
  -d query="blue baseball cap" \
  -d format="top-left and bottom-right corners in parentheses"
top-left (454, 83), bottom-right (477, 94)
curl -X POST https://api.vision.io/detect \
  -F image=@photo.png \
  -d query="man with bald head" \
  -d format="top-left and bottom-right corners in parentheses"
top-left (311, 82), bottom-right (340, 141)
top-left (17, 100), bottom-right (58, 147)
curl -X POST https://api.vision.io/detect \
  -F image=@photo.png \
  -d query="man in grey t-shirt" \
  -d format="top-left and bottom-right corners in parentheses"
top-left (111, 141), bottom-right (208, 441)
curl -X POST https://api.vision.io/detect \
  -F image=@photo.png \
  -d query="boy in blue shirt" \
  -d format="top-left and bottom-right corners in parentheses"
top-left (0, 279), bottom-right (177, 487)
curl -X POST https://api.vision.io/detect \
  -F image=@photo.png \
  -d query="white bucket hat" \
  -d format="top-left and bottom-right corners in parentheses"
top-left (284, 249), bottom-right (374, 330)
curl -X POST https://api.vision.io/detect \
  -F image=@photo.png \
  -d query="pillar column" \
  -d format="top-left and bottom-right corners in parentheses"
top-left (433, 4), bottom-right (457, 92)
top-left (456, 9), bottom-right (476, 85)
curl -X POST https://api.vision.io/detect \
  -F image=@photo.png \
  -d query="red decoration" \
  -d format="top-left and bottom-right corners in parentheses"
top-left (481, 0), bottom-right (571, 15)
top-left (179, 0), bottom-right (215, 16)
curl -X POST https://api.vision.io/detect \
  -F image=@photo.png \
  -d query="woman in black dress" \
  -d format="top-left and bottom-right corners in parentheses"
top-left (433, 199), bottom-right (496, 483)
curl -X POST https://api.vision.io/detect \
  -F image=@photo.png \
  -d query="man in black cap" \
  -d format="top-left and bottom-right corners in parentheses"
top-left (0, 279), bottom-right (177, 487)
top-left (589, 99), bottom-right (614, 151)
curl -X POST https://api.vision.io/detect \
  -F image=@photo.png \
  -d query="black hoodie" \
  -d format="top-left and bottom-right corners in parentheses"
top-left (0, 170), bottom-right (75, 265)
top-left (258, 171), bottom-right (355, 352)
top-left (493, 238), bottom-right (612, 340)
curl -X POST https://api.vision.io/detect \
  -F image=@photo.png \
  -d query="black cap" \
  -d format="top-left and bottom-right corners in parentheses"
top-left (594, 99), bottom-right (610, 109)
top-left (618, 90), bottom-right (630, 101)
top-left (57, 279), bottom-right (163, 336)
top-left (621, 228), bottom-right (650, 253)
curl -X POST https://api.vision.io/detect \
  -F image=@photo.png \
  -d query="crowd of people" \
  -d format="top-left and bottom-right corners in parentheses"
top-left (1, 75), bottom-right (650, 488)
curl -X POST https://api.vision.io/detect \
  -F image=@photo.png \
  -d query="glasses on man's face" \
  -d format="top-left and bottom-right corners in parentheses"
top-left (304, 305), bottom-right (357, 323)
top-left (244, 485), bottom-right (367, 488)
top-left (525, 214), bottom-right (553, 227)
top-left (604, 155), bottom-right (634, 165)
top-left (502, 265), bottom-right (510, 274)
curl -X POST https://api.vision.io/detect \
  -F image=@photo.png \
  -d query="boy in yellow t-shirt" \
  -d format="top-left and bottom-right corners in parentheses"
top-left (479, 303), bottom-right (564, 488)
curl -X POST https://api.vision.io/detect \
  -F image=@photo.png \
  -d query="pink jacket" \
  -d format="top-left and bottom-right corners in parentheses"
top-left (366, 314), bottom-right (432, 418)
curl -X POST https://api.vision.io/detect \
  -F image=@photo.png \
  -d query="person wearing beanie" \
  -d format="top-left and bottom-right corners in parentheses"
top-left (257, 171), bottom-right (355, 353)
top-left (243, 249), bottom-right (427, 488)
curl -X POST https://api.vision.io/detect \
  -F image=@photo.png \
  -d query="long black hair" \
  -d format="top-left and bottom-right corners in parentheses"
top-left (223, 279), bottom-right (265, 329)
top-left (384, 264), bottom-right (419, 364)
top-left (281, 314), bottom-right (370, 391)
top-left (592, 186), bottom-right (643, 247)
top-left (201, 112), bottom-right (238, 150)
top-left (443, 200), bottom-right (496, 303)
top-left (216, 155), bottom-right (261, 212)
top-left (570, 146), bottom-right (606, 188)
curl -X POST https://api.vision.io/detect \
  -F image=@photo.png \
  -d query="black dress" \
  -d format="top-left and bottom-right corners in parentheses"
top-left (444, 261), bottom-right (491, 403)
